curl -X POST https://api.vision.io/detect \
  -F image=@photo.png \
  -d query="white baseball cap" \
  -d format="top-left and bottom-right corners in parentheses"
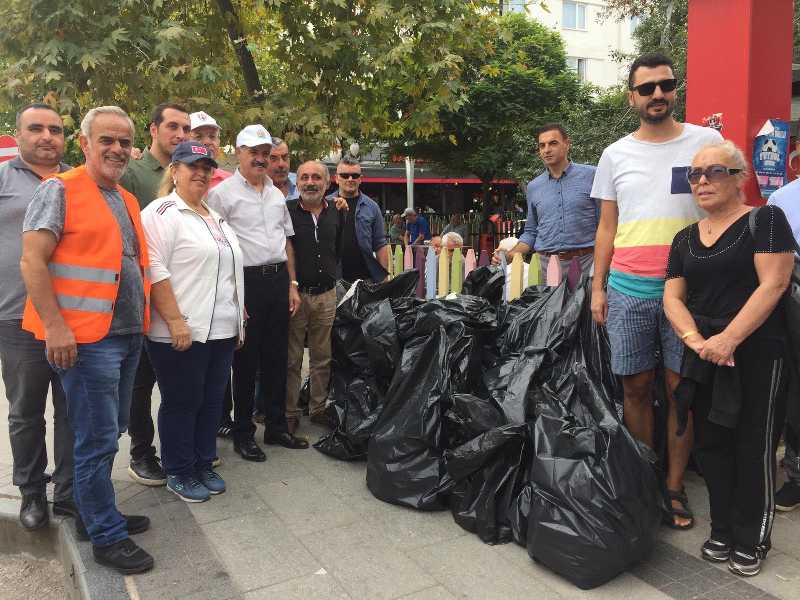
top-left (190, 111), bottom-right (220, 131)
top-left (236, 124), bottom-right (272, 148)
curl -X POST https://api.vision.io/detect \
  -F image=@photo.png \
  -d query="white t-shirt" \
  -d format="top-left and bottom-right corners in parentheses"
top-left (590, 123), bottom-right (723, 298)
top-left (203, 215), bottom-right (239, 340)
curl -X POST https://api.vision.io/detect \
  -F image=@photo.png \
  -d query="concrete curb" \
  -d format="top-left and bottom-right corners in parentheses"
top-left (0, 497), bottom-right (94, 600)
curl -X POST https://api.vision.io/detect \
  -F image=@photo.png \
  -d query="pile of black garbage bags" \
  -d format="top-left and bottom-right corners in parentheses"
top-left (314, 268), bottom-right (662, 590)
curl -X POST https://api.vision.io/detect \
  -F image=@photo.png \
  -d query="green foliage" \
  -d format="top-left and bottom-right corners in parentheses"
top-left (393, 13), bottom-right (579, 194)
top-left (0, 0), bottom-right (495, 159)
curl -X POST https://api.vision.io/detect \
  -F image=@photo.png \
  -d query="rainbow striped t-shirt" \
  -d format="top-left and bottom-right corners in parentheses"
top-left (591, 123), bottom-right (724, 299)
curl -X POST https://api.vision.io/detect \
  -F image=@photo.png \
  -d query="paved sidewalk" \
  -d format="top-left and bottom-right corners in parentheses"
top-left (1, 382), bottom-right (800, 599)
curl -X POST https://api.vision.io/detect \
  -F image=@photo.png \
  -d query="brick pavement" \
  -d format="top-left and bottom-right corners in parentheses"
top-left (1, 384), bottom-right (799, 599)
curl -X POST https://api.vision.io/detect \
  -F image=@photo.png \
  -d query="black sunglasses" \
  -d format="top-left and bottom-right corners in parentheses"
top-left (337, 172), bottom-right (361, 180)
top-left (686, 165), bottom-right (743, 184)
top-left (632, 78), bottom-right (678, 96)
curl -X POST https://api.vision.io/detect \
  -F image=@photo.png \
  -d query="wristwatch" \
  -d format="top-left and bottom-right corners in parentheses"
top-left (291, 280), bottom-right (299, 287)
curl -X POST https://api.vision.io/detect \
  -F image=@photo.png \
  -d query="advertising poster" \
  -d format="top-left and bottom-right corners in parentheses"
top-left (753, 119), bottom-right (790, 198)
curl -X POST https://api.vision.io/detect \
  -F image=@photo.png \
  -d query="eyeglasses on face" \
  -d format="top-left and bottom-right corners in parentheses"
top-left (632, 78), bottom-right (678, 96)
top-left (337, 172), bottom-right (361, 180)
top-left (686, 164), bottom-right (743, 184)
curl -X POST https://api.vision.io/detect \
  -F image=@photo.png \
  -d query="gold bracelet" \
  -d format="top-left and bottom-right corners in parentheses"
top-left (680, 330), bottom-right (698, 340)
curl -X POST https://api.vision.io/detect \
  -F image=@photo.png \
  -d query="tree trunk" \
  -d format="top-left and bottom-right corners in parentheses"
top-left (214, 0), bottom-right (263, 99)
top-left (660, 0), bottom-right (675, 48)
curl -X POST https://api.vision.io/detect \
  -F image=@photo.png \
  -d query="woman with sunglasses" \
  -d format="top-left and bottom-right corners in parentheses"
top-left (663, 140), bottom-right (794, 576)
top-left (140, 142), bottom-right (245, 503)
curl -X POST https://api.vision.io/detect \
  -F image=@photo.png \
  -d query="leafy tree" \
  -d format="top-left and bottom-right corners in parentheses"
top-left (393, 13), bottom-right (580, 201)
top-left (0, 0), bottom-right (496, 158)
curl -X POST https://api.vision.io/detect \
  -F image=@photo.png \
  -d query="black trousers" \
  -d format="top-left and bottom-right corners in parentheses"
top-left (129, 349), bottom-right (157, 461)
top-left (232, 267), bottom-right (289, 442)
top-left (693, 341), bottom-right (787, 554)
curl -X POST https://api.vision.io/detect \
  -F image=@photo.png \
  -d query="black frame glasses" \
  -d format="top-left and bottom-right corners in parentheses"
top-left (631, 78), bottom-right (678, 96)
top-left (686, 165), bottom-right (743, 184)
top-left (337, 173), bottom-right (361, 180)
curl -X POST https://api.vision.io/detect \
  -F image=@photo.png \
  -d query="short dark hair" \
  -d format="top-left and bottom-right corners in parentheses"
top-left (338, 155), bottom-right (360, 168)
top-left (151, 102), bottom-right (189, 127)
top-left (15, 103), bottom-right (61, 130)
top-left (628, 52), bottom-right (675, 90)
top-left (270, 136), bottom-right (286, 149)
top-left (537, 123), bottom-right (569, 141)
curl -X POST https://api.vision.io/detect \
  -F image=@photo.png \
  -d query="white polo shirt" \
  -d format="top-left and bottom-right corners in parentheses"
top-left (207, 169), bottom-right (294, 267)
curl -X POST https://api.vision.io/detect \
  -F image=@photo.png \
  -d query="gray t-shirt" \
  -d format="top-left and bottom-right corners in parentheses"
top-left (23, 178), bottom-right (145, 336)
top-left (0, 158), bottom-right (70, 320)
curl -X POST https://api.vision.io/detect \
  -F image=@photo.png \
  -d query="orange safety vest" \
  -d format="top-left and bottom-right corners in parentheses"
top-left (22, 166), bottom-right (151, 344)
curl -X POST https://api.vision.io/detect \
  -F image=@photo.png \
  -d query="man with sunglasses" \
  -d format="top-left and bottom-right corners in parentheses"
top-left (327, 156), bottom-right (389, 282)
top-left (590, 52), bottom-right (722, 531)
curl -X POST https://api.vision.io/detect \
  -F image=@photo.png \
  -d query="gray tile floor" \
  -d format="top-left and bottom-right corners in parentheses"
top-left (2, 379), bottom-right (800, 599)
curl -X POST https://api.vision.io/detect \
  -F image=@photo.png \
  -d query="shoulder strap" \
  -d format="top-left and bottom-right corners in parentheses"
top-left (750, 205), bottom-right (800, 255)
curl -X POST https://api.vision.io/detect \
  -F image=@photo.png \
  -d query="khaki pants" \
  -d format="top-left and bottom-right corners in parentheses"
top-left (286, 288), bottom-right (336, 419)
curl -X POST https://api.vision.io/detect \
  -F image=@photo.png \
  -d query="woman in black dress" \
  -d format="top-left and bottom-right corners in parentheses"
top-left (663, 140), bottom-right (794, 577)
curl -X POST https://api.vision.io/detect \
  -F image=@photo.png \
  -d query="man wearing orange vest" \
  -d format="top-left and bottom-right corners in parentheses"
top-left (19, 106), bottom-right (154, 575)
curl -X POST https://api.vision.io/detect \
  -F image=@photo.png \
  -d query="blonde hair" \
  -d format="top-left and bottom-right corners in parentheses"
top-left (157, 165), bottom-right (176, 198)
top-left (696, 140), bottom-right (749, 178)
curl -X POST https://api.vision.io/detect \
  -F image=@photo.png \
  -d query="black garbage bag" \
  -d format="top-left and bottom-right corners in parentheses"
top-left (462, 266), bottom-right (505, 304)
top-left (444, 282), bottom-right (588, 546)
top-left (366, 296), bottom-right (497, 509)
top-left (446, 419), bottom-right (532, 545)
top-left (483, 281), bottom-right (583, 424)
top-left (314, 272), bottom-right (420, 460)
top-left (299, 376), bottom-right (310, 415)
top-left (525, 364), bottom-right (661, 590)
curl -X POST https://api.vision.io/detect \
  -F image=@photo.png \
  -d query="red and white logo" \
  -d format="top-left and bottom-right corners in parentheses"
top-left (0, 135), bottom-right (18, 163)
top-left (191, 145), bottom-right (208, 155)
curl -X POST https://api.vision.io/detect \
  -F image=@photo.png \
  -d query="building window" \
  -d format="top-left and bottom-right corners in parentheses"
top-left (630, 15), bottom-right (642, 35)
top-left (567, 57), bottom-right (588, 82)
top-left (501, 0), bottom-right (527, 14)
top-left (563, 1), bottom-right (588, 31)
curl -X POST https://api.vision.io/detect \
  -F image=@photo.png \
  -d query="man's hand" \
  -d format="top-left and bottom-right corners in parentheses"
top-left (166, 318), bottom-right (192, 351)
top-left (590, 288), bottom-right (608, 325)
top-left (131, 147), bottom-right (143, 160)
top-left (46, 323), bottom-right (77, 369)
top-left (334, 196), bottom-right (349, 211)
top-left (289, 285), bottom-right (301, 315)
top-left (699, 332), bottom-right (736, 367)
top-left (491, 248), bottom-right (510, 266)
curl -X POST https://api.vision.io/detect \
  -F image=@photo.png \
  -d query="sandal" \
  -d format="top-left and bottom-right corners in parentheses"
top-left (664, 487), bottom-right (694, 530)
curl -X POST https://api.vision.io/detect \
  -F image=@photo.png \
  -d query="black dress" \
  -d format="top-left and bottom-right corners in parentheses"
top-left (666, 204), bottom-right (794, 555)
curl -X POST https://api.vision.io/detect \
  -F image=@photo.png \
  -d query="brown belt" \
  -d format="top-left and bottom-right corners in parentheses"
top-left (543, 247), bottom-right (594, 260)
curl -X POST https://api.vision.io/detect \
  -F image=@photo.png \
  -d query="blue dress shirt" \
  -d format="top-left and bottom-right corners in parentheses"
top-left (518, 162), bottom-right (599, 253)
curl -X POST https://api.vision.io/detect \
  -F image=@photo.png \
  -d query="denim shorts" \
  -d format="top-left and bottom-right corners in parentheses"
top-left (606, 286), bottom-right (683, 376)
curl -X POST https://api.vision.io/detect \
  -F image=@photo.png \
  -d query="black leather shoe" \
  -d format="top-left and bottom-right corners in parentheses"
top-left (20, 493), bottom-right (49, 531)
top-left (234, 439), bottom-right (266, 462)
top-left (93, 538), bottom-right (154, 574)
top-left (264, 431), bottom-right (309, 449)
top-left (127, 456), bottom-right (167, 486)
top-left (76, 514), bottom-right (151, 542)
top-left (52, 499), bottom-right (80, 519)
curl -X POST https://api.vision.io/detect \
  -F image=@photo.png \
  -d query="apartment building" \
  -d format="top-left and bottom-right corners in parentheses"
top-left (502, 0), bottom-right (639, 88)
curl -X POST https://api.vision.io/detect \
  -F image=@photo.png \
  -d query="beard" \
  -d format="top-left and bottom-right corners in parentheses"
top-left (640, 98), bottom-right (674, 124)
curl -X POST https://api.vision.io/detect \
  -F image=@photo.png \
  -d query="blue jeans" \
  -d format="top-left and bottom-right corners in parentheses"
top-left (147, 338), bottom-right (235, 477)
top-left (57, 334), bottom-right (143, 547)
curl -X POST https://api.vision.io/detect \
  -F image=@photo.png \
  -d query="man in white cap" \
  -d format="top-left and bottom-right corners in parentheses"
top-left (188, 111), bottom-right (232, 189)
top-left (207, 125), bottom-right (308, 462)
